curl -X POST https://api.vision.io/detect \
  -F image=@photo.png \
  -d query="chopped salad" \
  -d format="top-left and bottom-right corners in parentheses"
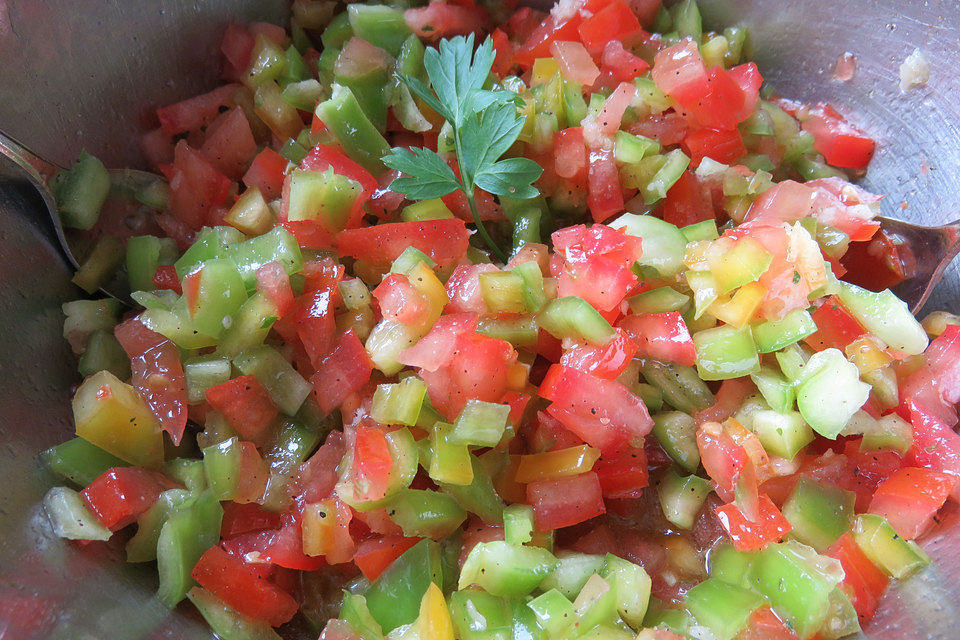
top-left (37, 0), bottom-right (960, 639)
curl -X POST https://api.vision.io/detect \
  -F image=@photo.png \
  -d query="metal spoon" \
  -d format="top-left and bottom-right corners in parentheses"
top-left (877, 215), bottom-right (960, 313)
top-left (0, 128), bottom-right (164, 301)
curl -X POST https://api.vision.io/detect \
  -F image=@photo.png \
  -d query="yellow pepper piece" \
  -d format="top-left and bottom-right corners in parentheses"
top-left (301, 499), bottom-right (336, 557)
top-left (708, 280), bottom-right (766, 329)
top-left (531, 57), bottom-right (560, 86)
top-left (73, 370), bottom-right (163, 468)
top-left (418, 583), bottom-right (454, 640)
top-left (515, 444), bottom-right (601, 483)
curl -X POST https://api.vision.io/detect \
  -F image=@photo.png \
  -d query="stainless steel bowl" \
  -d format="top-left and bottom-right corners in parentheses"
top-left (0, 1), bottom-right (957, 638)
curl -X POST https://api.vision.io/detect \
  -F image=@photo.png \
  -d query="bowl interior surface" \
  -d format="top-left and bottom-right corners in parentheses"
top-left (0, 0), bottom-right (957, 637)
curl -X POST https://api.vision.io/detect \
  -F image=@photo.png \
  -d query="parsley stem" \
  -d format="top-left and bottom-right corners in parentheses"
top-left (453, 128), bottom-right (507, 263)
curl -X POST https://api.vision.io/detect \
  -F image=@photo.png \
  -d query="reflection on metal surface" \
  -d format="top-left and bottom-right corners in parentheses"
top-left (0, 0), bottom-right (958, 638)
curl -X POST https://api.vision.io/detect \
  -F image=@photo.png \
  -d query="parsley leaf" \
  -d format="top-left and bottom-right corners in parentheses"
top-left (382, 33), bottom-right (542, 261)
top-left (383, 147), bottom-right (460, 200)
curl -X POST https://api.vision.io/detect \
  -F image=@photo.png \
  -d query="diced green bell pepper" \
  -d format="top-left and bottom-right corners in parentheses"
top-left (42, 486), bottom-right (112, 541)
top-left (126, 488), bottom-right (193, 563)
top-left (795, 348), bottom-right (871, 439)
top-left (600, 553), bottom-right (652, 628)
top-left (216, 292), bottom-right (279, 358)
top-left (684, 578), bottom-right (764, 640)
top-left (40, 437), bottom-right (129, 487)
top-left (450, 589), bottom-right (512, 640)
top-left (450, 400), bottom-right (510, 447)
top-left (571, 573), bottom-right (617, 634)
top-left (365, 539), bottom-right (444, 633)
top-left (836, 282), bottom-right (928, 355)
top-left (371, 377), bottom-right (428, 427)
top-left (126, 235), bottom-right (178, 293)
top-left (628, 286), bottom-right (690, 315)
top-left (539, 551), bottom-right (605, 599)
top-left (753, 308), bottom-right (817, 353)
top-left (503, 504), bottom-right (535, 546)
top-left (316, 84), bottom-right (390, 174)
top-left (693, 325), bottom-right (760, 380)
top-left (346, 4), bottom-right (411, 57)
top-left (651, 412), bottom-right (700, 473)
top-left (750, 366), bottom-right (795, 414)
top-left (641, 361), bottom-right (715, 414)
top-left (57, 150), bottom-right (110, 230)
top-left (538, 296), bottom-right (616, 345)
top-left (610, 213), bottom-right (687, 277)
top-left (751, 409), bottom-right (814, 460)
top-left (707, 543), bottom-right (756, 589)
top-left (286, 167), bottom-right (362, 230)
top-left (235, 346), bottom-right (313, 415)
top-left (186, 258), bottom-right (248, 339)
top-left (852, 514), bottom-right (930, 579)
top-left (782, 477), bottom-right (855, 551)
top-left (78, 329), bottom-right (130, 379)
top-left (386, 489), bottom-right (467, 539)
top-left (187, 587), bottom-right (282, 640)
top-left (174, 226), bottom-right (245, 279)
top-left (227, 226), bottom-right (304, 289)
top-left (459, 541), bottom-right (558, 597)
top-left (439, 456), bottom-right (505, 523)
top-left (157, 489), bottom-right (223, 607)
top-left (658, 467), bottom-right (712, 529)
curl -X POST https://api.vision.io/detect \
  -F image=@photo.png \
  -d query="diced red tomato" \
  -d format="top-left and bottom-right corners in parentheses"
top-left (335, 219), bottom-right (471, 271)
top-left (294, 432), bottom-right (347, 504)
top-left (552, 224), bottom-right (641, 311)
top-left (714, 494), bottom-right (791, 551)
top-left (490, 28), bottom-right (514, 76)
top-left (273, 286), bottom-right (338, 370)
top-left (205, 375), bottom-right (278, 444)
top-left (81, 467), bottom-right (176, 531)
top-left (221, 501), bottom-right (284, 539)
top-left (651, 39), bottom-right (707, 103)
top-left (399, 313), bottom-right (479, 372)
top-left (578, 0), bottom-right (642, 55)
top-left (803, 296), bottom-right (866, 352)
top-left (697, 422), bottom-right (750, 500)
top-left (311, 330), bottom-right (373, 415)
top-left (617, 312), bottom-right (697, 367)
top-left (529, 410), bottom-right (586, 452)
top-left (728, 62), bottom-right (763, 122)
top-left (301, 144), bottom-right (378, 215)
top-left (513, 12), bottom-right (584, 69)
top-left (736, 607), bottom-right (800, 640)
top-left (352, 426), bottom-right (393, 504)
top-left (115, 318), bottom-right (188, 445)
top-left (243, 147), bottom-right (288, 200)
top-left (191, 545), bottom-right (298, 626)
top-left (249, 21), bottom-right (287, 46)
top-left (868, 467), bottom-right (957, 539)
top-left (594, 447), bottom-right (649, 498)
top-left (200, 107), bottom-right (257, 180)
top-left (661, 170), bottom-right (715, 227)
top-left (261, 508), bottom-right (325, 571)
top-left (683, 127), bottom-right (747, 166)
top-left (550, 40), bottom-right (600, 86)
top-left (554, 127), bottom-right (588, 180)
top-left (600, 40), bottom-right (650, 83)
top-left (679, 66), bottom-right (749, 130)
top-left (444, 264), bottom-right (499, 315)
top-left (168, 141), bottom-right (232, 229)
top-left (280, 220), bottom-right (335, 251)
top-left (140, 127), bottom-right (174, 171)
top-left (256, 261), bottom-right (295, 318)
top-left (560, 328), bottom-right (638, 380)
top-left (901, 326), bottom-right (960, 427)
top-left (353, 536), bottom-right (421, 581)
top-left (695, 377), bottom-right (756, 425)
top-left (539, 365), bottom-right (653, 453)
top-left (373, 273), bottom-right (432, 325)
top-left (907, 403), bottom-right (960, 493)
top-left (420, 330), bottom-right (519, 418)
top-left (802, 104), bottom-right (875, 170)
top-left (527, 472), bottom-right (606, 530)
top-left (826, 532), bottom-right (889, 625)
top-left (220, 24), bottom-right (254, 82)
top-left (404, 1), bottom-right (491, 41)
top-left (152, 264), bottom-right (182, 294)
top-left (156, 84), bottom-right (238, 136)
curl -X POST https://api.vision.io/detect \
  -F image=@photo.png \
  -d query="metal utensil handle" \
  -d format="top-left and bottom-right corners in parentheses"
top-left (0, 128), bottom-right (60, 185)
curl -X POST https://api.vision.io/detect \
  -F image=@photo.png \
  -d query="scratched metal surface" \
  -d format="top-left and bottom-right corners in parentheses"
top-left (0, 0), bottom-right (958, 638)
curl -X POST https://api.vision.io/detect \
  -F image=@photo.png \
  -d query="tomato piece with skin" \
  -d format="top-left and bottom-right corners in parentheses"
top-left (825, 532), bottom-right (889, 625)
top-left (353, 536), bottom-right (421, 581)
top-left (594, 447), bottom-right (649, 499)
top-left (714, 494), bottom-right (792, 551)
top-left (554, 127), bottom-right (588, 180)
top-left (294, 432), bottom-right (347, 504)
top-left (577, 0), bottom-right (642, 55)
top-left (280, 220), bottom-right (335, 251)
top-left (262, 507), bottom-right (326, 571)
top-left (617, 312), bottom-right (697, 367)
top-left (444, 264), bottom-right (499, 315)
top-left (311, 330), bottom-right (374, 415)
top-left (81, 467), bottom-right (177, 531)
top-left (335, 219), bottom-right (471, 271)
top-left (273, 287), bottom-right (338, 370)
top-left (906, 402), bottom-right (960, 494)
top-left (683, 127), bottom-right (747, 166)
top-left (352, 425), bottom-right (394, 502)
top-left (695, 377), bottom-right (756, 424)
top-left (115, 318), bottom-right (188, 445)
top-left (220, 24), bottom-right (254, 82)
top-left (527, 472), bottom-right (606, 531)
top-left (221, 501), bottom-right (284, 539)
top-left (560, 328), bottom-right (638, 380)
top-left (802, 104), bottom-right (876, 170)
top-left (803, 296), bottom-right (866, 352)
top-left (205, 375), bottom-right (279, 445)
top-left (490, 27), bottom-right (514, 75)
top-left (554, 255), bottom-right (639, 313)
top-left (529, 410), bottom-right (586, 452)
top-left (513, 12), bottom-right (583, 69)
top-left (243, 147), bottom-right (288, 200)
top-left (191, 545), bottom-right (298, 626)
top-left (539, 365), bottom-right (653, 453)
top-left (697, 422), bottom-right (750, 501)
top-left (901, 326), bottom-right (960, 427)
top-left (651, 38), bottom-right (707, 103)
top-left (727, 62), bottom-right (763, 122)
top-left (868, 467), bottom-right (957, 539)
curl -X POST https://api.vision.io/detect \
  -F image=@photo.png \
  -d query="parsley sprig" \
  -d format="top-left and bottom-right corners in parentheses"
top-left (383, 34), bottom-right (543, 262)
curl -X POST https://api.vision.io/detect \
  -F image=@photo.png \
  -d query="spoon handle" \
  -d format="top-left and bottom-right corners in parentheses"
top-left (0, 129), bottom-right (59, 186)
